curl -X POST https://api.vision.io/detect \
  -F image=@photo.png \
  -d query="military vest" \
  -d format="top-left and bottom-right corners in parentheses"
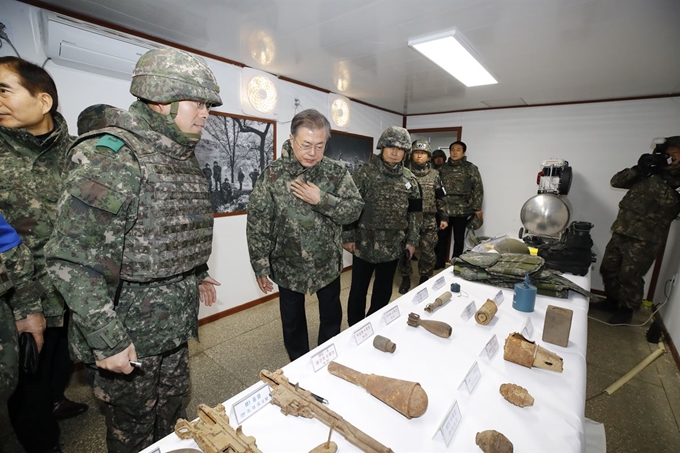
top-left (359, 161), bottom-right (412, 230)
top-left (79, 128), bottom-right (213, 281)
top-left (440, 160), bottom-right (473, 196)
top-left (411, 164), bottom-right (438, 214)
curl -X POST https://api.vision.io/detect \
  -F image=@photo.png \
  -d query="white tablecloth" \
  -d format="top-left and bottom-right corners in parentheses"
top-left (142, 268), bottom-right (589, 453)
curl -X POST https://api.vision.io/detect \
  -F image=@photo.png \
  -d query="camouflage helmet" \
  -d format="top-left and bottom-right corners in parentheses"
top-left (467, 214), bottom-right (484, 231)
top-left (411, 139), bottom-right (432, 155)
top-left (377, 126), bottom-right (411, 150)
top-left (130, 48), bottom-right (223, 107)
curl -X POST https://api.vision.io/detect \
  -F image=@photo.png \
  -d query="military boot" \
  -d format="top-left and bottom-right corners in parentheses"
top-left (608, 306), bottom-right (634, 325)
top-left (398, 276), bottom-right (411, 294)
top-left (419, 275), bottom-right (428, 285)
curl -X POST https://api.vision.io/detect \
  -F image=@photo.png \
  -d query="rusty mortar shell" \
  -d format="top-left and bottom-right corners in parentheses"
top-left (424, 291), bottom-right (453, 313)
top-left (407, 312), bottom-right (452, 338)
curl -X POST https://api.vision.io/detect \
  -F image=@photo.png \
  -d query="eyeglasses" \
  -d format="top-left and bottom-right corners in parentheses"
top-left (293, 136), bottom-right (326, 153)
top-left (195, 101), bottom-right (212, 112)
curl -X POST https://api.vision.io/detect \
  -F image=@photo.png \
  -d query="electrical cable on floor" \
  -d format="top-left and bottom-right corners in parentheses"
top-left (586, 390), bottom-right (605, 401)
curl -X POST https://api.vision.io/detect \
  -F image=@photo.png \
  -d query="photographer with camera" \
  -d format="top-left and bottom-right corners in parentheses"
top-left (597, 136), bottom-right (680, 324)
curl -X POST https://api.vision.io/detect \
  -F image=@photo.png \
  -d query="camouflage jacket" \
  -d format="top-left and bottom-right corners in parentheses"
top-left (45, 102), bottom-right (212, 363)
top-left (609, 165), bottom-right (680, 244)
top-left (438, 157), bottom-right (484, 216)
top-left (0, 113), bottom-right (72, 326)
top-left (410, 162), bottom-right (446, 218)
top-left (343, 157), bottom-right (422, 263)
top-left (247, 139), bottom-right (363, 294)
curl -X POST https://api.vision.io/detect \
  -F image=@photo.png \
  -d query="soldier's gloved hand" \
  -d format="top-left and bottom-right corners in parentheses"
top-left (96, 343), bottom-right (137, 375)
top-left (637, 153), bottom-right (658, 175)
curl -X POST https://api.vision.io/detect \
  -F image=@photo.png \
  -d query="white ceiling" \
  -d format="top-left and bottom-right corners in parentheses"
top-left (31, 0), bottom-right (680, 115)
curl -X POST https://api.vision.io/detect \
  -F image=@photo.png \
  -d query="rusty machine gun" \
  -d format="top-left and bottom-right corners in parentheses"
top-left (260, 369), bottom-right (393, 453)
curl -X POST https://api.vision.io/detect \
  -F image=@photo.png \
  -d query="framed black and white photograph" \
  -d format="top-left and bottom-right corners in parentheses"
top-left (326, 130), bottom-right (374, 174)
top-left (195, 112), bottom-right (276, 216)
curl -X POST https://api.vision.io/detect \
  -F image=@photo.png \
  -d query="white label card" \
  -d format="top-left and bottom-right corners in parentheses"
top-left (413, 287), bottom-right (429, 304)
top-left (383, 305), bottom-right (401, 325)
top-left (436, 400), bottom-right (462, 446)
top-left (353, 322), bottom-right (374, 345)
top-left (462, 361), bottom-right (482, 394)
top-left (481, 334), bottom-right (499, 359)
top-left (232, 383), bottom-right (272, 425)
top-left (494, 290), bottom-right (504, 306)
top-left (432, 276), bottom-right (446, 291)
top-left (522, 317), bottom-right (534, 339)
top-left (461, 300), bottom-right (477, 321)
top-left (311, 343), bottom-right (338, 372)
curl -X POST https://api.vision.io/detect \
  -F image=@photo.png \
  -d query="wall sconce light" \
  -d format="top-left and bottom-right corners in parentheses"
top-left (241, 67), bottom-right (278, 116)
top-left (328, 93), bottom-right (350, 129)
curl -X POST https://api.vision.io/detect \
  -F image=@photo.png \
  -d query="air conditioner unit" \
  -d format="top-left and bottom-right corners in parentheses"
top-left (41, 11), bottom-right (158, 80)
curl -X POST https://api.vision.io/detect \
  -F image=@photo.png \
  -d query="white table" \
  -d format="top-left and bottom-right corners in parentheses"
top-left (142, 268), bottom-right (589, 453)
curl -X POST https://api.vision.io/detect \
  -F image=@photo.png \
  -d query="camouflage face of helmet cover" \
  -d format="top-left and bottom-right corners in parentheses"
top-left (376, 126), bottom-right (411, 150)
top-left (130, 48), bottom-right (223, 106)
top-left (411, 139), bottom-right (432, 155)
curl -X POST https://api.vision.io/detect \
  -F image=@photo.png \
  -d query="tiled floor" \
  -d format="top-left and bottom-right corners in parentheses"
top-left (1, 268), bottom-right (679, 453)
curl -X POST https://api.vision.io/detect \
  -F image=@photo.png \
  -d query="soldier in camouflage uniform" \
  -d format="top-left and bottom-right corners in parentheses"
top-left (343, 127), bottom-right (422, 326)
top-left (1, 214), bottom-right (45, 404)
top-left (45, 48), bottom-right (222, 453)
top-left (436, 140), bottom-right (484, 267)
top-left (0, 56), bottom-right (81, 453)
top-left (247, 109), bottom-right (363, 361)
top-left (398, 140), bottom-right (447, 294)
top-left (597, 136), bottom-right (680, 324)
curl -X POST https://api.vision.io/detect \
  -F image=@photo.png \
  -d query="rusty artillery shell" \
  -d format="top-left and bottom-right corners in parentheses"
top-left (373, 335), bottom-right (396, 353)
top-left (407, 312), bottom-right (452, 338)
top-left (475, 299), bottom-right (498, 325)
top-left (475, 430), bottom-right (513, 453)
top-left (327, 361), bottom-right (428, 419)
top-left (499, 383), bottom-right (534, 407)
top-left (503, 333), bottom-right (563, 373)
top-left (424, 291), bottom-right (452, 313)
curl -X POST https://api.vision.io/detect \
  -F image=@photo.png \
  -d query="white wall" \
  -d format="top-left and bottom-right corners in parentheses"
top-left (1, 1), bottom-right (401, 319)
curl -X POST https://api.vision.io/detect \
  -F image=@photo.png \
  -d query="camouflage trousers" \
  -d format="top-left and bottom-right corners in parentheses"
top-left (399, 214), bottom-right (438, 278)
top-left (86, 343), bottom-right (190, 453)
top-left (0, 299), bottom-right (19, 402)
top-left (600, 233), bottom-right (658, 310)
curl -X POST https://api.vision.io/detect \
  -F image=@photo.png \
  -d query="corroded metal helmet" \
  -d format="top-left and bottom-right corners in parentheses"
top-left (411, 139), bottom-right (432, 155)
top-left (130, 48), bottom-right (223, 106)
top-left (377, 126), bottom-right (411, 150)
